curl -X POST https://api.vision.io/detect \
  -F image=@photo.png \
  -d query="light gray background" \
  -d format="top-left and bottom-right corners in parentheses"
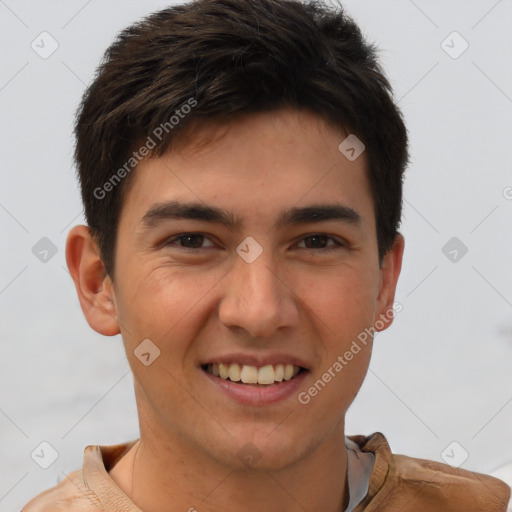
top-left (1, 0), bottom-right (511, 510)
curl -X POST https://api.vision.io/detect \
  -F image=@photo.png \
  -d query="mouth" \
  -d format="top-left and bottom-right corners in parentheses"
top-left (201, 363), bottom-right (306, 386)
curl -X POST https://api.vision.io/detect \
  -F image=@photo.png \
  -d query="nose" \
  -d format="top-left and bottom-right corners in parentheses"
top-left (218, 249), bottom-right (300, 339)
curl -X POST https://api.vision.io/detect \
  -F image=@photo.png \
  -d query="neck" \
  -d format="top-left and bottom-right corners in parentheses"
top-left (110, 423), bottom-right (349, 512)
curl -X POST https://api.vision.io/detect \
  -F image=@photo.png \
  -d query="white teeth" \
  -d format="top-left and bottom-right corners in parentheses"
top-left (240, 365), bottom-right (259, 384)
top-left (257, 365), bottom-right (275, 385)
top-left (228, 363), bottom-right (241, 382)
top-left (206, 363), bottom-right (302, 384)
top-left (219, 363), bottom-right (229, 379)
top-left (283, 364), bottom-right (294, 380)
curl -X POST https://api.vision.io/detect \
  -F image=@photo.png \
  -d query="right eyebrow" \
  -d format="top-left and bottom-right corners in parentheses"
top-left (141, 201), bottom-right (241, 230)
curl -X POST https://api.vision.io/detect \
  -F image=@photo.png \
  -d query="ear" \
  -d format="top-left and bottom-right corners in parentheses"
top-left (65, 225), bottom-right (120, 336)
top-left (374, 233), bottom-right (405, 332)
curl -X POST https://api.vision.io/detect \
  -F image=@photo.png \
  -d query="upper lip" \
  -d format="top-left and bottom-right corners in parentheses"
top-left (201, 352), bottom-right (310, 370)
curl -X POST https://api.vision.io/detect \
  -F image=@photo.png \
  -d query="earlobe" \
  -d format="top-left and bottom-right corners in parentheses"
top-left (374, 233), bottom-right (405, 332)
top-left (65, 225), bottom-right (120, 336)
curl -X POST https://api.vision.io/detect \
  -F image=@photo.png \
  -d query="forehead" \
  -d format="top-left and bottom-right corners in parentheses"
top-left (120, 108), bottom-right (374, 228)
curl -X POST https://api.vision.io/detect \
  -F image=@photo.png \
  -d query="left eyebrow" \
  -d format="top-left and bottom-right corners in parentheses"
top-left (274, 204), bottom-right (362, 229)
top-left (140, 200), bottom-right (362, 231)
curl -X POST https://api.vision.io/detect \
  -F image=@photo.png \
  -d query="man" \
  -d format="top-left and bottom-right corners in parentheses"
top-left (22, 0), bottom-right (511, 510)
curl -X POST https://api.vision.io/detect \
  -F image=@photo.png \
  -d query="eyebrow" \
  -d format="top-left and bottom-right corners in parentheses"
top-left (140, 200), bottom-right (362, 231)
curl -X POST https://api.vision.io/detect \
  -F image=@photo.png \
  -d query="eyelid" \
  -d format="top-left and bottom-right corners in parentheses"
top-left (293, 233), bottom-right (346, 250)
top-left (163, 232), bottom-right (218, 249)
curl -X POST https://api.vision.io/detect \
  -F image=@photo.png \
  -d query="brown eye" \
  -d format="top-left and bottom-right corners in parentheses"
top-left (303, 235), bottom-right (329, 249)
top-left (164, 233), bottom-right (215, 249)
top-left (296, 234), bottom-right (344, 251)
top-left (179, 234), bottom-right (205, 248)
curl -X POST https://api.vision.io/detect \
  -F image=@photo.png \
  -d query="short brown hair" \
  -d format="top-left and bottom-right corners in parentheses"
top-left (74, 0), bottom-right (409, 278)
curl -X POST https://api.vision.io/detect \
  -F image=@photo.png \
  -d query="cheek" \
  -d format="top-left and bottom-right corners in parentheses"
top-left (114, 271), bottom-right (204, 396)
top-left (114, 264), bottom-right (222, 348)
top-left (290, 264), bottom-right (379, 336)
top-left (298, 342), bottom-right (372, 421)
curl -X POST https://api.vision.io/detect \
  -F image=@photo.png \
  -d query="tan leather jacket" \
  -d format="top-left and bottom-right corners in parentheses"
top-left (22, 432), bottom-right (510, 511)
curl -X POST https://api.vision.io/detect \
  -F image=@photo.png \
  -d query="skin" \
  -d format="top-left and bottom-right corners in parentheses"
top-left (66, 107), bottom-right (404, 512)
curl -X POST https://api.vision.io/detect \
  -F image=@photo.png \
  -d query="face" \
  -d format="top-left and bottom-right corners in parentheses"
top-left (106, 108), bottom-right (402, 470)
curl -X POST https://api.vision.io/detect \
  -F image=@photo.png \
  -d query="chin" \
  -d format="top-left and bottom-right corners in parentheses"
top-left (215, 427), bottom-right (319, 473)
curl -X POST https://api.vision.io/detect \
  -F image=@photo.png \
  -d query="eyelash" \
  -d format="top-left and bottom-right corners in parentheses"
top-left (163, 233), bottom-right (345, 252)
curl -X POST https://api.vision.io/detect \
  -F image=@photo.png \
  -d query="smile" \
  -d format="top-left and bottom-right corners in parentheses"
top-left (203, 363), bottom-right (303, 385)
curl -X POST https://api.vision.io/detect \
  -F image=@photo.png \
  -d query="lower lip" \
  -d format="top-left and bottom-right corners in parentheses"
top-left (201, 368), bottom-right (309, 405)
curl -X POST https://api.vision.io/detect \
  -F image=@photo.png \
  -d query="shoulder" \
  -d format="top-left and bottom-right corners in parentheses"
top-left (389, 452), bottom-right (511, 511)
top-left (21, 441), bottom-right (138, 512)
top-left (21, 468), bottom-right (103, 512)
top-left (350, 432), bottom-right (511, 512)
